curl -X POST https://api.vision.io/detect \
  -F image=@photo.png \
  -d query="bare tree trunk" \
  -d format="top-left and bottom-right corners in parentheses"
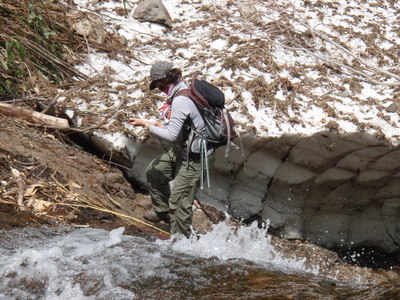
top-left (0, 102), bottom-right (70, 130)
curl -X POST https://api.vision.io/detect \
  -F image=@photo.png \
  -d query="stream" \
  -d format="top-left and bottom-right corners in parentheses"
top-left (0, 223), bottom-right (399, 299)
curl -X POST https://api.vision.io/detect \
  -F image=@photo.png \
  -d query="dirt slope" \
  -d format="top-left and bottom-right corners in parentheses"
top-left (0, 115), bottom-right (162, 235)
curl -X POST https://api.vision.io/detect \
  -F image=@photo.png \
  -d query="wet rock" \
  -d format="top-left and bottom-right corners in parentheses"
top-left (198, 202), bottom-right (226, 224)
top-left (269, 235), bottom-right (400, 284)
top-left (192, 208), bottom-right (213, 234)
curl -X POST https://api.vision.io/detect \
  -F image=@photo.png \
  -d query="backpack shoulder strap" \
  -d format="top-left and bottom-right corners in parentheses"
top-left (175, 79), bottom-right (211, 109)
top-left (175, 89), bottom-right (190, 98)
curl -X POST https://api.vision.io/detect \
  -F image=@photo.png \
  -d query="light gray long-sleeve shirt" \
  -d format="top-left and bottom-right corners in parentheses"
top-left (149, 81), bottom-right (206, 153)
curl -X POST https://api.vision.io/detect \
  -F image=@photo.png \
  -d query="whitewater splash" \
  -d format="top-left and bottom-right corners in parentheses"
top-left (158, 221), bottom-right (308, 272)
top-left (0, 222), bottom-right (331, 299)
top-left (0, 226), bottom-right (128, 300)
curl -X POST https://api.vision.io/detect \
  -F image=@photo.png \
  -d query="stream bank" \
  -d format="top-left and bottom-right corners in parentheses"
top-left (1, 116), bottom-right (399, 287)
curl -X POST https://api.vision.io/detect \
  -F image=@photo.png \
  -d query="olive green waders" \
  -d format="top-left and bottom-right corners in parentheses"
top-left (146, 148), bottom-right (215, 237)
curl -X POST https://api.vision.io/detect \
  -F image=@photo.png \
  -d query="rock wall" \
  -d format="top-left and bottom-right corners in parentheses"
top-left (100, 131), bottom-right (400, 253)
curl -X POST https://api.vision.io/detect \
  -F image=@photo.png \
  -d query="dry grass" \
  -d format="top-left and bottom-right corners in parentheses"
top-left (326, 120), bottom-right (340, 132)
top-left (342, 78), bottom-right (363, 94)
top-left (221, 56), bottom-right (250, 72)
top-left (318, 101), bottom-right (339, 118)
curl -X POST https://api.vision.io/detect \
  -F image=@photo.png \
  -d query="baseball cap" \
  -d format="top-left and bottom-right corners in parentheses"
top-left (149, 61), bottom-right (173, 90)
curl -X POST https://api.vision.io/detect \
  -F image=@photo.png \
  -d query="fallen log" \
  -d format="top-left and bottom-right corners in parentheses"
top-left (0, 102), bottom-right (70, 130)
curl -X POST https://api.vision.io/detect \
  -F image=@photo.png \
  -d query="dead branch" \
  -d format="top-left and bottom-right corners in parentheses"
top-left (20, 37), bottom-right (89, 80)
top-left (0, 199), bottom-right (17, 205)
top-left (0, 102), bottom-right (70, 129)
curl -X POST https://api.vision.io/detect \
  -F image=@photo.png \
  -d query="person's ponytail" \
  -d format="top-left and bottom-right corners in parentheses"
top-left (165, 68), bottom-right (182, 84)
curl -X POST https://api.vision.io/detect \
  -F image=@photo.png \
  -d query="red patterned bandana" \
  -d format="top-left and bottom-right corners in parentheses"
top-left (158, 100), bottom-right (171, 120)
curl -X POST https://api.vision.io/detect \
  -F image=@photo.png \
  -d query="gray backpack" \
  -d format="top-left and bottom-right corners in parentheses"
top-left (176, 79), bottom-right (237, 156)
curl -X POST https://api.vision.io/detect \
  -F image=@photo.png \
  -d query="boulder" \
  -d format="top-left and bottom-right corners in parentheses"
top-left (133, 0), bottom-right (173, 28)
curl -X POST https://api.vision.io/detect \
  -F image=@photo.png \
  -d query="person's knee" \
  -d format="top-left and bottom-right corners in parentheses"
top-left (146, 164), bottom-right (156, 182)
top-left (146, 161), bottom-right (164, 183)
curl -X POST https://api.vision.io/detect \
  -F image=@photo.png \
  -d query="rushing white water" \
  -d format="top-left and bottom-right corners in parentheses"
top-left (0, 222), bottom-right (344, 299)
top-left (158, 222), bottom-right (307, 272)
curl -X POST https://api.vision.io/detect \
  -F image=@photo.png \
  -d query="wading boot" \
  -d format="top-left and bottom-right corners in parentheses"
top-left (143, 211), bottom-right (170, 223)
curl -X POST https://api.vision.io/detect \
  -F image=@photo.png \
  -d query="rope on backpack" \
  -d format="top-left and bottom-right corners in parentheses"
top-left (200, 137), bottom-right (211, 190)
top-left (223, 108), bottom-right (231, 158)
